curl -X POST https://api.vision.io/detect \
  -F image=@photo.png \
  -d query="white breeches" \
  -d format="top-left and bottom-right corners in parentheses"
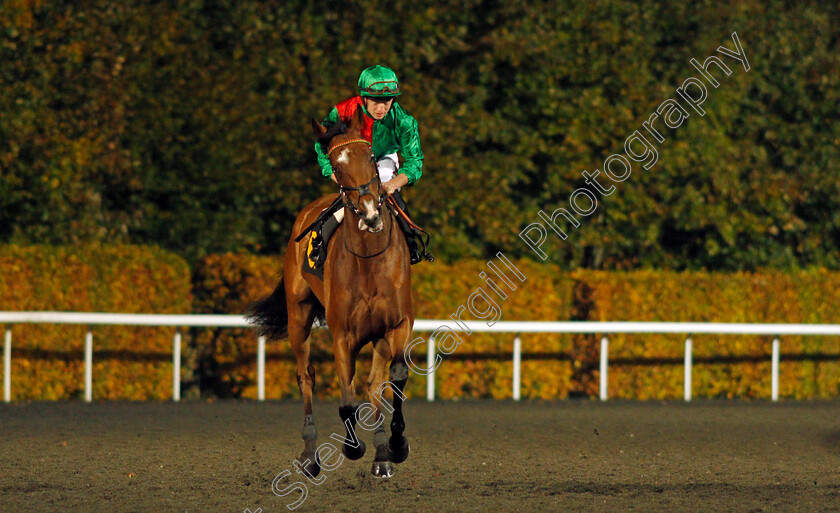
top-left (376, 153), bottom-right (400, 184)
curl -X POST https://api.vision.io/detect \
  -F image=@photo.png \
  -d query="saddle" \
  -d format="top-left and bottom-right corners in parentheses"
top-left (296, 194), bottom-right (432, 281)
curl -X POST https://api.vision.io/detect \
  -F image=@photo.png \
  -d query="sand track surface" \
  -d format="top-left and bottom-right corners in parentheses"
top-left (1, 400), bottom-right (838, 512)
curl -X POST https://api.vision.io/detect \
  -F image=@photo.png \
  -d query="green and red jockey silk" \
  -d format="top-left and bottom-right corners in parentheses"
top-left (315, 96), bottom-right (423, 185)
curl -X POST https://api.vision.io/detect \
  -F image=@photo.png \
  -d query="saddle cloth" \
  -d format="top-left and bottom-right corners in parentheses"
top-left (301, 199), bottom-right (344, 280)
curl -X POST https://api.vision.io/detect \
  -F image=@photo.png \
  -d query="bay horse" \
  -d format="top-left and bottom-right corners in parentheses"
top-left (247, 107), bottom-right (413, 478)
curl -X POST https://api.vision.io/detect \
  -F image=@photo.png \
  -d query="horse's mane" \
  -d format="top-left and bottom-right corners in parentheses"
top-left (317, 118), bottom-right (348, 149)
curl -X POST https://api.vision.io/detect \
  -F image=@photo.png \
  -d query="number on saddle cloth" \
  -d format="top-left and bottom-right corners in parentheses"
top-left (301, 197), bottom-right (344, 280)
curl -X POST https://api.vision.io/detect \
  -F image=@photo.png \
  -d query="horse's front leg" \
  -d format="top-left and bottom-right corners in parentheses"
top-left (334, 335), bottom-right (366, 460)
top-left (367, 338), bottom-right (394, 477)
top-left (385, 321), bottom-right (412, 464)
top-left (386, 355), bottom-right (410, 464)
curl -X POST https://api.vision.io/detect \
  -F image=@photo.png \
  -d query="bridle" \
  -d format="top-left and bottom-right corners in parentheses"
top-left (327, 138), bottom-right (391, 258)
top-left (327, 139), bottom-right (386, 218)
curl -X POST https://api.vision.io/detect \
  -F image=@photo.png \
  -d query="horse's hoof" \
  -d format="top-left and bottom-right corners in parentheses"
top-left (296, 454), bottom-right (321, 478)
top-left (387, 436), bottom-right (409, 463)
top-left (343, 440), bottom-right (366, 461)
top-left (371, 460), bottom-right (394, 478)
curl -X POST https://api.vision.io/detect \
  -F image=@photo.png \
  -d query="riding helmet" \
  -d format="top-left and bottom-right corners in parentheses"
top-left (358, 65), bottom-right (401, 98)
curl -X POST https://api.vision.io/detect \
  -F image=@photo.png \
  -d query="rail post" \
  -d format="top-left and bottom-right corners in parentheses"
top-left (4, 329), bottom-right (11, 403)
top-left (771, 337), bottom-right (780, 401)
top-left (513, 334), bottom-right (521, 401)
top-left (427, 335), bottom-right (436, 402)
top-left (173, 331), bottom-right (181, 402)
top-left (599, 336), bottom-right (609, 401)
top-left (257, 336), bottom-right (266, 402)
top-left (84, 331), bottom-right (93, 402)
top-left (684, 337), bottom-right (693, 402)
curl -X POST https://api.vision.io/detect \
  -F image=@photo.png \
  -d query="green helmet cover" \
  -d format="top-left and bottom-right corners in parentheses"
top-left (358, 65), bottom-right (401, 98)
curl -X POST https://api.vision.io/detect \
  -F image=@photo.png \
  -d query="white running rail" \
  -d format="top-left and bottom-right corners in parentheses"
top-left (2, 312), bottom-right (839, 403)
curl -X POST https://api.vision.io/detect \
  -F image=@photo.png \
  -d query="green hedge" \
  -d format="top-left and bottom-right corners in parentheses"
top-left (2, 2), bottom-right (839, 270)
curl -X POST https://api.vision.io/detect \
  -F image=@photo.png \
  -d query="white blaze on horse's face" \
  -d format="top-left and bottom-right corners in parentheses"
top-left (336, 148), bottom-right (351, 166)
top-left (359, 197), bottom-right (384, 233)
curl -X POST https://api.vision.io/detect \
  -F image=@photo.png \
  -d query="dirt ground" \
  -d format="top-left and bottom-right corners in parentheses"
top-left (1, 399), bottom-right (838, 513)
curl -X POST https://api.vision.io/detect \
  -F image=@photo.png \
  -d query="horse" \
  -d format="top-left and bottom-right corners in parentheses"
top-left (247, 107), bottom-right (413, 478)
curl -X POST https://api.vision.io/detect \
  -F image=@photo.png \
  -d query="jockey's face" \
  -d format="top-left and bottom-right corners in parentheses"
top-left (363, 97), bottom-right (394, 120)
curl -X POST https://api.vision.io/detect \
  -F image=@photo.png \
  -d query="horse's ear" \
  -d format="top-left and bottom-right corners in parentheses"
top-left (348, 105), bottom-right (366, 133)
top-left (311, 118), bottom-right (327, 139)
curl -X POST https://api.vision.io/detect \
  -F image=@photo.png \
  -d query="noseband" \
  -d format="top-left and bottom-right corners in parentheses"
top-left (327, 139), bottom-right (386, 217)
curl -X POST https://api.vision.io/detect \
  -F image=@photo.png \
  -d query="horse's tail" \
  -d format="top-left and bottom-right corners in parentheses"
top-left (245, 278), bottom-right (289, 341)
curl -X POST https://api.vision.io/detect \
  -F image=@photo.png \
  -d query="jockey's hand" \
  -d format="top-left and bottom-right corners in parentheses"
top-left (330, 173), bottom-right (338, 184)
top-left (381, 174), bottom-right (409, 196)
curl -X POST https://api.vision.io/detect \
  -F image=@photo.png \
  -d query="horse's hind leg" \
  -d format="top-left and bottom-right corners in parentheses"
top-left (289, 298), bottom-right (322, 478)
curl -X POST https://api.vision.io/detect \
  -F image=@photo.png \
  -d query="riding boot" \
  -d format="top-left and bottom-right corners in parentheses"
top-left (390, 191), bottom-right (433, 265)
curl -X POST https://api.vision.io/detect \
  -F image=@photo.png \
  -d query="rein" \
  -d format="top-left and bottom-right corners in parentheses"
top-left (329, 138), bottom-right (391, 259)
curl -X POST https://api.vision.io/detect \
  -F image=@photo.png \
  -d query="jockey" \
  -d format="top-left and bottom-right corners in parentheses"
top-left (311, 65), bottom-right (432, 266)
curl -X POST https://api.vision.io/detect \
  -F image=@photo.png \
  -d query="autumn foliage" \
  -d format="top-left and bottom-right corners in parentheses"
top-left (192, 254), bottom-right (840, 400)
top-left (2, 247), bottom-right (839, 400)
top-left (187, 254), bottom-right (576, 400)
top-left (574, 270), bottom-right (840, 399)
top-left (0, 245), bottom-right (192, 400)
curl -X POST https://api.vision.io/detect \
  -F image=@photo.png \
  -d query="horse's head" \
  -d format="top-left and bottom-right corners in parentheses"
top-left (312, 108), bottom-right (385, 232)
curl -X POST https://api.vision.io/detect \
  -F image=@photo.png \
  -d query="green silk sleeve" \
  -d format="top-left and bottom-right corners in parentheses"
top-left (314, 107), bottom-right (341, 177)
top-left (395, 109), bottom-right (423, 185)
